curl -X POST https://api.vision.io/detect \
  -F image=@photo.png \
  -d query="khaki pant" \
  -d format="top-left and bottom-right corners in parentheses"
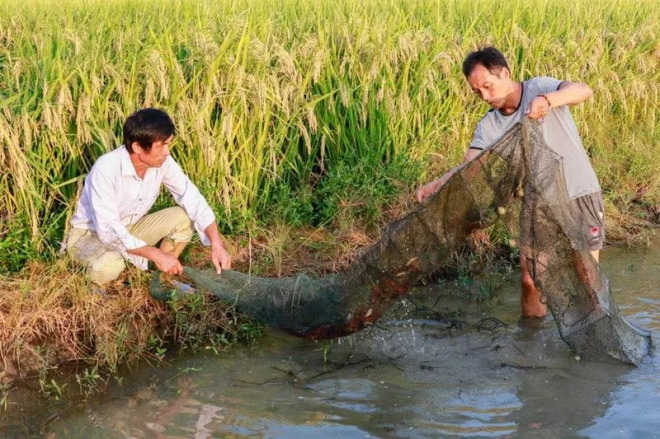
top-left (65, 206), bottom-right (194, 285)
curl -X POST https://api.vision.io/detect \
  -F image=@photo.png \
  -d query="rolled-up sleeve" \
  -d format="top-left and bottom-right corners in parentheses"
top-left (161, 159), bottom-right (216, 245)
top-left (86, 165), bottom-right (148, 261)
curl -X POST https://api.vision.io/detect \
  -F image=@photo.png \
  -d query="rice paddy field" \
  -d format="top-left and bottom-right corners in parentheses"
top-left (0, 0), bottom-right (658, 393)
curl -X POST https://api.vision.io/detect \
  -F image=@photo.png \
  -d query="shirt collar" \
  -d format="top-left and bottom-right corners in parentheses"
top-left (119, 145), bottom-right (138, 178)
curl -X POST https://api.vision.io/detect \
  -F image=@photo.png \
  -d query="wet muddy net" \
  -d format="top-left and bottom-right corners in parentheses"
top-left (151, 119), bottom-right (652, 364)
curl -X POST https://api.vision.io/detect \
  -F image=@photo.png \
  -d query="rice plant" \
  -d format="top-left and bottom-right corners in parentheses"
top-left (0, 0), bottom-right (657, 266)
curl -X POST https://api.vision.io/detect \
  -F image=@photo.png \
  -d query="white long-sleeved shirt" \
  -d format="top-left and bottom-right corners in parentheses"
top-left (70, 145), bottom-right (216, 269)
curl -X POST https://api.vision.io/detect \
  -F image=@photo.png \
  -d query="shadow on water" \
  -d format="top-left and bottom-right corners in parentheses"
top-left (2, 240), bottom-right (659, 438)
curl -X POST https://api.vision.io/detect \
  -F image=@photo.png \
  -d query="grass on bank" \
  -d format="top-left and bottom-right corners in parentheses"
top-left (0, 255), bottom-right (262, 394)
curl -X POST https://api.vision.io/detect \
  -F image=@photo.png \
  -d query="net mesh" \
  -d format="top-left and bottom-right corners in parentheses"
top-left (151, 119), bottom-right (652, 364)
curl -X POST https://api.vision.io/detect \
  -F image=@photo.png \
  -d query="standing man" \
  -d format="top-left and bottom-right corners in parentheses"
top-left (416, 47), bottom-right (604, 318)
top-left (65, 108), bottom-right (232, 286)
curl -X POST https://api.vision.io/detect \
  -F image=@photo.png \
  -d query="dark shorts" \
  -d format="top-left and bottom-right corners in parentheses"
top-left (571, 191), bottom-right (605, 251)
top-left (520, 191), bottom-right (605, 253)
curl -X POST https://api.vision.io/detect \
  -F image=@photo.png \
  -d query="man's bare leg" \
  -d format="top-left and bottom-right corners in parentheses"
top-left (520, 252), bottom-right (548, 318)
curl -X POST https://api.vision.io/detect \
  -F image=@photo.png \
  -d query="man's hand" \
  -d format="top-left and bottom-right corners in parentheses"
top-left (210, 243), bottom-right (232, 274)
top-left (128, 245), bottom-right (183, 275)
top-left (152, 249), bottom-right (184, 275)
top-left (416, 149), bottom-right (483, 204)
top-left (415, 179), bottom-right (444, 203)
top-left (204, 221), bottom-right (232, 274)
top-left (526, 96), bottom-right (551, 120)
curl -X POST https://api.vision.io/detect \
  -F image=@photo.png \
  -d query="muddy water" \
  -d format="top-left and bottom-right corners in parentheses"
top-left (3, 241), bottom-right (659, 438)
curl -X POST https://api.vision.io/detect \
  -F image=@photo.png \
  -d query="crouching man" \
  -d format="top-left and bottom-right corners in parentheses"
top-left (64, 108), bottom-right (231, 285)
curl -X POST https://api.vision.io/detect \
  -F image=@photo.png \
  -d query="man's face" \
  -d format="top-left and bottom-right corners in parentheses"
top-left (466, 64), bottom-right (512, 110)
top-left (134, 135), bottom-right (174, 168)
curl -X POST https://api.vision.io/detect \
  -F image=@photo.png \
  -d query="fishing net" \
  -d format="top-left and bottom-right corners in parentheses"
top-left (151, 119), bottom-right (652, 364)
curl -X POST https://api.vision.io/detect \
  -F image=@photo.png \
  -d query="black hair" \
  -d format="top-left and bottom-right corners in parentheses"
top-left (123, 108), bottom-right (176, 153)
top-left (462, 47), bottom-right (510, 77)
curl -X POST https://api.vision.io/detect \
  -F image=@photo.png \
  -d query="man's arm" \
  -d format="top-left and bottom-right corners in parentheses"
top-left (125, 221), bottom-right (231, 276)
top-left (161, 160), bottom-right (232, 274)
top-left (526, 81), bottom-right (593, 120)
top-left (128, 245), bottom-right (184, 274)
top-left (415, 148), bottom-right (483, 203)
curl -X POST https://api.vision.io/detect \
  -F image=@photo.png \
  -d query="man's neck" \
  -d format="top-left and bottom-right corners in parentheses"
top-left (499, 81), bottom-right (523, 116)
top-left (129, 154), bottom-right (149, 179)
